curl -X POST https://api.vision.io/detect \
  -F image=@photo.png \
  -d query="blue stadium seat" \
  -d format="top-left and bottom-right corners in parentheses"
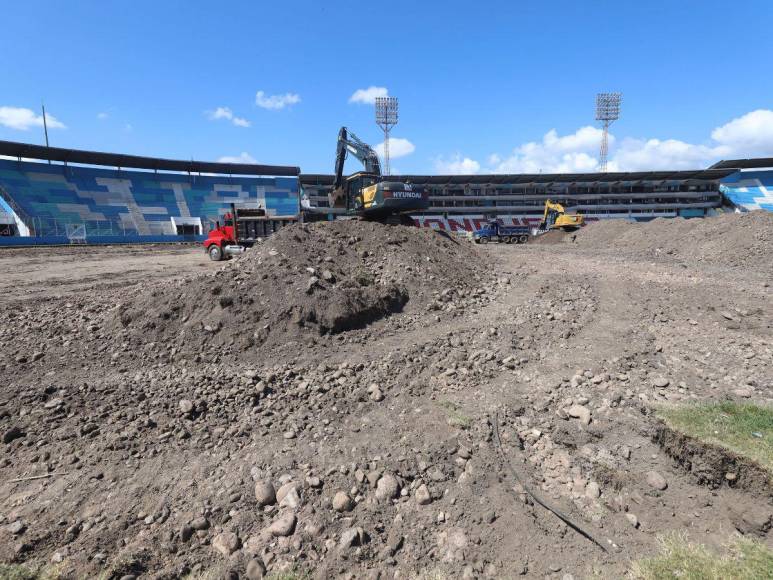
top-left (0, 159), bottom-right (299, 237)
top-left (721, 171), bottom-right (773, 212)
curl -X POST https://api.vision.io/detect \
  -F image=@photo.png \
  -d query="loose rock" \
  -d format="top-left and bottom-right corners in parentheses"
top-left (268, 513), bottom-right (297, 537)
top-left (332, 491), bottom-right (354, 512)
top-left (212, 531), bottom-right (241, 556)
top-left (254, 480), bottom-right (276, 506)
top-left (646, 471), bottom-right (668, 491)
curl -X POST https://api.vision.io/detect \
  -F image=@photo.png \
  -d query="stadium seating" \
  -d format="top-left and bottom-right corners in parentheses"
top-left (0, 159), bottom-right (299, 236)
top-left (721, 171), bottom-right (773, 212)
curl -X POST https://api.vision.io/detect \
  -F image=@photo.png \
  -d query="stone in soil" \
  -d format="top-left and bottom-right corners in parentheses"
top-left (268, 512), bottom-right (297, 537)
top-left (254, 480), bottom-right (276, 506)
top-left (375, 473), bottom-right (400, 501)
top-left (332, 491), bottom-right (354, 512)
top-left (415, 484), bottom-right (432, 505)
top-left (246, 558), bottom-right (266, 579)
top-left (568, 404), bottom-right (591, 425)
top-left (212, 531), bottom-right (241, 556)
top-left (646, 471), bottom-right (668, 491)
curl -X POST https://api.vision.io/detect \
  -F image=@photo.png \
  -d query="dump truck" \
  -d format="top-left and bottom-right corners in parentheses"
top-left (473, 220), bottom-right (531, 244)
top-left (204, 202), bottom-right (297, 261)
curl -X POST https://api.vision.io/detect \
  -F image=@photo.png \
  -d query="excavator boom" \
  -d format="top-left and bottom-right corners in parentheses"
top-left (332, 127), bottom-right (381, 189)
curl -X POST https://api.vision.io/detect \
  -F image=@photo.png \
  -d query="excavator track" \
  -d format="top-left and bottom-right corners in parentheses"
top-left (381, 213), bottom-right (417, 227)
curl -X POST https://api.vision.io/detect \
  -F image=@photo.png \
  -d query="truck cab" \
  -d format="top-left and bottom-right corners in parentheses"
top-left (473, 222), bottom-right (500, 243)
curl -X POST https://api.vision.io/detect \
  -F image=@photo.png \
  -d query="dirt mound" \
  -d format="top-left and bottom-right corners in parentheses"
top-left (114, 221), bottom-right (491, 356)
top-left (575, 211), bottom-right (773, 271)
top-left (530, 229), bottom-right (575, 245)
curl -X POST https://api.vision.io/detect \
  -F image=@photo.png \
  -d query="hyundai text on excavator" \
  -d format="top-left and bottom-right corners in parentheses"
top-left (539, 199), bottom-right (585, 232)
top-left (302, 127), bottom-right (429, 225)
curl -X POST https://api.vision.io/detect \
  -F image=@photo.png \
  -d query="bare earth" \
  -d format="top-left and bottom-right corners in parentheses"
top-left (0, 245), bottom-right (212, 305)
top-left (0, 216), bottom-right (771, 580)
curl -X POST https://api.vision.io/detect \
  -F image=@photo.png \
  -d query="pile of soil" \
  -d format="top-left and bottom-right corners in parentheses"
top-left (575, 211), bottom-right (773, 271)
top-left (114, 221), bottom-right (491, 357)
top-left (529, 229), bottom-right (574, 245)
top-left (1, 214), bottom-right (771, 579)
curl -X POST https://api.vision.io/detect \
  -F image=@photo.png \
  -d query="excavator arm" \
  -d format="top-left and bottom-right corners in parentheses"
top-left (330, 127), bottom-right (382, 208)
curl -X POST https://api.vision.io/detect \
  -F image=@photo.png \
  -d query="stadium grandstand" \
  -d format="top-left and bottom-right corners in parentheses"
top-left (0, 139), bottom-right (771, 244)
top-left (713, 157), bottom-right (773, 213)
top-left (0, 140), bottom-right (299, 245)
top-left (301, 166), bottom-right (771, 231)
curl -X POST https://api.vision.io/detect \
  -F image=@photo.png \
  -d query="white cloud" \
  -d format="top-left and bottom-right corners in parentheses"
top-left (97, 112), bottom-right (109, 120)
top-left (488, 126), bottom-right (605, 173)
top-left (207, 106), bottom-right (251, 127)
top-left (218, 152), bottom-right (257, 164)
top-left (255, 91), bottom-right (300, 110)
top-left (349, 86), bottom-right (388, 105)
top-left (374, 137), bottom-right (415, 159)
top-left (710, 109), bottom-right (773, 155)
top-left (434, 154), bottom-right (481, 175)
top-left (0, 106), bottom-right (66, 130)
top-left (607, 138), bottom-right (724, 172)
top-left (436, 109), bottom-right (773, 174)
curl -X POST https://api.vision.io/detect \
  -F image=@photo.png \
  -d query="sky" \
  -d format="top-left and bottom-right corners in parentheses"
top-left (2, 0), bottom-right (773, 175)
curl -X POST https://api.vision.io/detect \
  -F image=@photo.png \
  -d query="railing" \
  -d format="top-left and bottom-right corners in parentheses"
top-left (25, 218), bottom-right (142, 238)
top-left (0, 184), bottom-right (35, 234)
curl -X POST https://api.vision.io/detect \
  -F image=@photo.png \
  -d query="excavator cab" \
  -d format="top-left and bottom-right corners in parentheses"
top-left (345, 172), bottom-right (380, 211)
top-left (540, 199), bottom-right (585, 232)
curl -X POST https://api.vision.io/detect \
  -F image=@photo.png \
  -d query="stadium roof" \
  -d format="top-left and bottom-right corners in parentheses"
top-left (300, 168), bottom-right (736, 185)
top-left (0, 140), bottom-right (300, 177)
top-left (710, 158), bottom-right (773, 170)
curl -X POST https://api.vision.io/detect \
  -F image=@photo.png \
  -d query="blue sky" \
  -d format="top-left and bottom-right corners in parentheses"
top-left (2, 0), bottom-right (773, 174)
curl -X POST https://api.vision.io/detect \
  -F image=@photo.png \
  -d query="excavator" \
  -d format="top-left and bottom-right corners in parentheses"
top-left (539, 199), bottom-right (585, 231)
top-left (302, 127), bottom-right (429, 225)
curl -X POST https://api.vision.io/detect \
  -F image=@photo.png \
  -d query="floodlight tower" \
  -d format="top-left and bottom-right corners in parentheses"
top-left (595, 93), bottom-right (621, 172)
top-left (375, 96), bottom-right (398, 176)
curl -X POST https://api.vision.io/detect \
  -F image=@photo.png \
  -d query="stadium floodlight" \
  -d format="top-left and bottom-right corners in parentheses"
top-left (595, 92), bottom-right (621, 172)
top-left (375, 96), bottom-right (398, 176)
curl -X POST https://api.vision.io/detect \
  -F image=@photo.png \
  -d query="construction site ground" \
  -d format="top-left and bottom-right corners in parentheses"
top-left (0, 244), bottom-right (210, 306)
top-left (0, 214), bottom-right (771, 580)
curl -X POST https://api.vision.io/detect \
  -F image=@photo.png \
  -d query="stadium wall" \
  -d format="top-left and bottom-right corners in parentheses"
top-left (0, 234), bottom-right (205, 247)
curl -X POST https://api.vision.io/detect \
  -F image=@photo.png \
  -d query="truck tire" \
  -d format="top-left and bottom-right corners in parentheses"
top-left (479, 236), bottom-right (489, 244)
top-left (519, 235), bottom-right (529, 244)
top-left (208, 244), bottom-right (223, 261)
top-left (502, 236), bottom-right (511, 244)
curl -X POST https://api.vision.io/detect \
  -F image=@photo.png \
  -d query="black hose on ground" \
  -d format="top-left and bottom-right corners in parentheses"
top-left (491, 412), bottom-right (609, 553)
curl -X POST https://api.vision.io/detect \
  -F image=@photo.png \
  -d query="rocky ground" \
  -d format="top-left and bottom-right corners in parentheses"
top-left (0, 213), bottom-right (771, 579)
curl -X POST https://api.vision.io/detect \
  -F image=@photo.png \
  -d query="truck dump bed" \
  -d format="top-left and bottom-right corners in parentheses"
top-left (234, 208), bottom-right (296, 243)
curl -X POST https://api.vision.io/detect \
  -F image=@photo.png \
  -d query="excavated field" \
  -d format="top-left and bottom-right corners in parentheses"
top-left (0, 213), bottom-right (772, 580)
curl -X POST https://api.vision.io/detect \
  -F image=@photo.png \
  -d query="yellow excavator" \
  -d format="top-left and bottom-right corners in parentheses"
top-left (539, 199), bottom-right (585, 231)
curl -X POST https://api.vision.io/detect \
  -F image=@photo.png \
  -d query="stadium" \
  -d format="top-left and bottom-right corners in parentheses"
top-left (0, 138), bottom-right (771, 244)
